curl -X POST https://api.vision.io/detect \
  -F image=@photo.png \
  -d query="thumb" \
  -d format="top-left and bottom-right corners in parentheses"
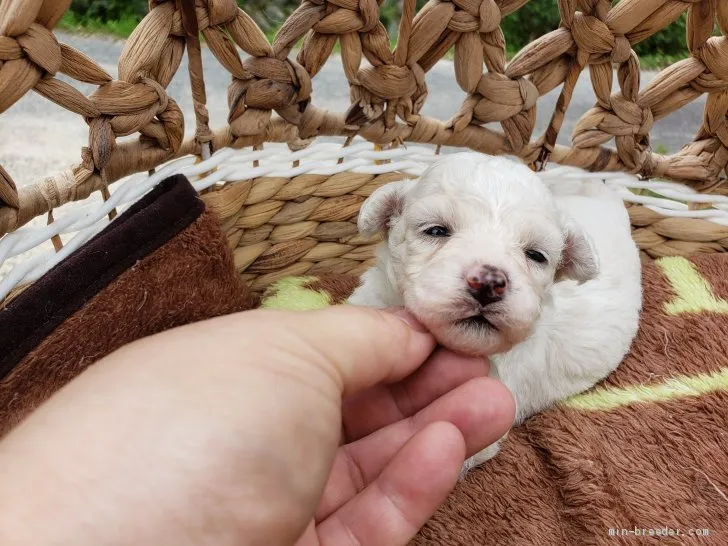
top-left (235, 306), bottom-right (437, 397)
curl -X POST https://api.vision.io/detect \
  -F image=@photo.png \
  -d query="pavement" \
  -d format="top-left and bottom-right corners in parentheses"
top-left (0, 31), bottom-right (706, 187)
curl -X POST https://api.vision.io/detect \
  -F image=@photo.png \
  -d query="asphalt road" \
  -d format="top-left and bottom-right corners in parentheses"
top-left (0, 31), bottom-right (707, 187)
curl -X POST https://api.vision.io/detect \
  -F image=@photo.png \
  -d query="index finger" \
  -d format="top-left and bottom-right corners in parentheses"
top-left (315, 422), bottom-right (465, 546)
top-left (342, 348), bottom-right (490, 441)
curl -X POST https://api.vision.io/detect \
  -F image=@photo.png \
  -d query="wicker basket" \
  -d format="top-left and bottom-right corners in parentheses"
top-left (1, 0), bottom-right (728, 303)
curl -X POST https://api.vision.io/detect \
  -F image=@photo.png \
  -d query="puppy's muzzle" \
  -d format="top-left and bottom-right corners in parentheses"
top-left (466, 265), bottom-right (508, 307)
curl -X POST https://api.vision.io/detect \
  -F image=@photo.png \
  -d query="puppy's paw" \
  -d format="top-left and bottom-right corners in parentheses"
top-left (459, 442), bottom-right (501, 480)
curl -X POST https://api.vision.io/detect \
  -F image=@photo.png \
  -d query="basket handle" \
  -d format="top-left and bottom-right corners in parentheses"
top-left (177, 0), bottom-right (213, 158)
top-left (0, 165), bottom-right (19, 210)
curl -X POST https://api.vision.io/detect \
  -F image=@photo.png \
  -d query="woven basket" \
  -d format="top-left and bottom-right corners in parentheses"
top-left (1, 0), bottom-right (728, 303)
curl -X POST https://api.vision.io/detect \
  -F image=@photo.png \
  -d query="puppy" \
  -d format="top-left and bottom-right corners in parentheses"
top-left (348, 152), bottom-right (642, 470)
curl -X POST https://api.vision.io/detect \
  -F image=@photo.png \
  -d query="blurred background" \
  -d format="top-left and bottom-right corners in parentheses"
top-left (1, 1), bottom-right (714, 188)
top-left (62, 0), bottom-right (692, 67)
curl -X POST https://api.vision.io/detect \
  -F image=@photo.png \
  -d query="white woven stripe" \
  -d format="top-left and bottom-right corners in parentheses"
top-left (1, 141), bottom-right (727, 301)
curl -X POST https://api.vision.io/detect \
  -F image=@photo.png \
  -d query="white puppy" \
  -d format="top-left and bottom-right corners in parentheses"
top-left (348, 152), bottom-right (642, 470)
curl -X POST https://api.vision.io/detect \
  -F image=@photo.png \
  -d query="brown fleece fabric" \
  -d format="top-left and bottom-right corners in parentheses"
top-left (0, 181), bottom-right (255, 436)
top-left (5, 182), bottom-right (728, 544)
top-left (418, 256), bottom-right (728, 545)
top-left (262, 258), bottom-right (728, 545)
top-left (0, 174), bottom-right (205, 378)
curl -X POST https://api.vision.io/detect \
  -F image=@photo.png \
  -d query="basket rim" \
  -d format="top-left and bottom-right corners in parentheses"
top-left (2, 140), bottom-right (728, 302)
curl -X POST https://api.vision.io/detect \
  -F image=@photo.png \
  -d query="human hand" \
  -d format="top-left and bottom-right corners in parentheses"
top-left (0, 306), bottom-right (514, 546)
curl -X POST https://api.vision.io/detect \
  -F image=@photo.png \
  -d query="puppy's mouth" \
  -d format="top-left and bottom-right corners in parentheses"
top-left (456, 314), bottom-right (498, 331)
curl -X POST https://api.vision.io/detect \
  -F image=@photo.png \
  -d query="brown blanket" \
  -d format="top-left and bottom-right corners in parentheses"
top-left (2, 171), bottom-right (726, 542)
top-left (0, 175), bottom-right (256, 435)
top-left (261, 257), bottom-right (728, 544)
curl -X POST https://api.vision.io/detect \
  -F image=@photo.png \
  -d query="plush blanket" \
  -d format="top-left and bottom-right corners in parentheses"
top-left (261, 256), bottom-right (728, 544)
top-left (0, 175), bottom-right (256, 436)
top-left (2, 172), bottom-right (726, 543)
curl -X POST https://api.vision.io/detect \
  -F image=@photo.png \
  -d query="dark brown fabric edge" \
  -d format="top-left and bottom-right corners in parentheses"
top-left (0, 174), bottom-right (204, 380)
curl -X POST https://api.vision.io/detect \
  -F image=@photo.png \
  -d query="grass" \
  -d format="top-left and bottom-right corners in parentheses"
top-left (654, 143), bottom-right (670, 155)
top-left (637, 53), bottom-right (687, 70)
top-left (59, 15), bottom-right (689, 70)
top-left (58, 11), bottom-right (140, 38)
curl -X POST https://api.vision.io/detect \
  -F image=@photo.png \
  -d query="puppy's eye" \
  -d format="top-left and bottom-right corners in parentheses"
top-left (525, 249), bottom-right (547, 264)
top-left (423, 225), bottom-right (450, 238)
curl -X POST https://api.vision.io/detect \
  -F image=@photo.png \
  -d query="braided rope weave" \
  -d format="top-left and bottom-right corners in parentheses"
top-left (1, 0), bottom-right (728, 296)
top-left (2, 140), bottom-right (728, 301)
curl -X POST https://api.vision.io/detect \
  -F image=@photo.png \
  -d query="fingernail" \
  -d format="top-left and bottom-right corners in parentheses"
top-left (386, 308), bottom-right (429, 333)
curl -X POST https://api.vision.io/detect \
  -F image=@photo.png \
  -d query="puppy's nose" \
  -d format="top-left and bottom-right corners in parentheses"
top-left (466, 266), bottom-right (508, 307)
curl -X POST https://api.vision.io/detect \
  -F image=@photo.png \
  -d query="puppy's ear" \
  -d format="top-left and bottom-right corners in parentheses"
top-left (556, 220), bottom-right (599, 284)
top-left (357, 180), bottom-right (413, 237)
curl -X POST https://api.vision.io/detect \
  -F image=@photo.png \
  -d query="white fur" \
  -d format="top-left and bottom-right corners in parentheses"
top-left (348, 153), bottom-right (642, 470)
